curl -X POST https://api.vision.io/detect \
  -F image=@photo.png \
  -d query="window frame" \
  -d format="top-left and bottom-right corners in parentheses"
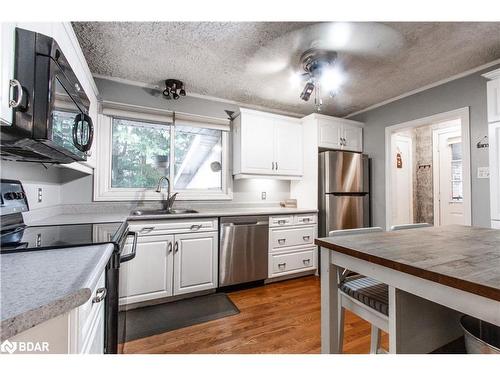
top-left (94, 113), bottom-right (232, 201)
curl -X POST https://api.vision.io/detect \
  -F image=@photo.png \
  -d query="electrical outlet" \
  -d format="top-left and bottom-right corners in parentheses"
top-left (37, 188), bottom-right (42, 203)
top-left (477, 167), bottom-right (490, 179)
top-left (261, 192), bottom-right (267, 200)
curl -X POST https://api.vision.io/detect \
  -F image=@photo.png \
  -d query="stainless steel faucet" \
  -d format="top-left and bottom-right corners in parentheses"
top-left (155, 176), bottom-right (178, 212)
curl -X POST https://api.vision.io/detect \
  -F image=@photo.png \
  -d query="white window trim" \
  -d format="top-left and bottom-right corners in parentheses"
top-left (94, 113), bottom-right (232, 201)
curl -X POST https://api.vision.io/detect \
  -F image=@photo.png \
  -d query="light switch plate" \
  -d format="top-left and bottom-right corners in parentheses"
top-left (477, 167), bottom-right (490, 179)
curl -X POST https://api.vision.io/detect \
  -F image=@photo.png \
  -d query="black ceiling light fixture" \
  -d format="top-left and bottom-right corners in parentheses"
top-left (163, 79), bottom-right (186, 100)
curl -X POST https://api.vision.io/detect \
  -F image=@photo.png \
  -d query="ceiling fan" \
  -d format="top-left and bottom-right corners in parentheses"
top-left (247, 22), bottom-right (404, 111)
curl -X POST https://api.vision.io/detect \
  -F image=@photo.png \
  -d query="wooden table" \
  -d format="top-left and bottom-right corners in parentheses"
top-left (315, 225), bottom-right (500, 354)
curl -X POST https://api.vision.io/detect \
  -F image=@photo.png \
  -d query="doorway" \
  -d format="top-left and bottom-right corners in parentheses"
top-left (385, 108), bottom-right (472, 230)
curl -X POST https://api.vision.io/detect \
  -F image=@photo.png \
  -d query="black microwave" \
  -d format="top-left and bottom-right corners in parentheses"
top-left (0, 28), bottom-right (94, 164)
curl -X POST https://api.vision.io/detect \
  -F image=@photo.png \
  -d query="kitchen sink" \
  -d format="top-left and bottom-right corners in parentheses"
top-left (131, 209), bottom-right (199, 216)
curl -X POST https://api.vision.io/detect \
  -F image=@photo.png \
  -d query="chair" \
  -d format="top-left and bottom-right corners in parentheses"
top-left (390, 223), bottom-right (432, 231)
top-left (329, 227), bottom-right (388, 354)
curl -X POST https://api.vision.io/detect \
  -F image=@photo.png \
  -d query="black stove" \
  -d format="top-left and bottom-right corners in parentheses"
top-left (0, 179), bottom-right (137, 354)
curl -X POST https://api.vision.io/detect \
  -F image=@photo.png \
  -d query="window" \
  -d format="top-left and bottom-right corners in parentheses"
top-left (95, 110), bottom-right (230, 201)
top-left (111, 118), bottom-right (171, 188)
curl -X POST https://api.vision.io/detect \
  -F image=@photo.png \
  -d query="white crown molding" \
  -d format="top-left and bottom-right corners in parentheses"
top-left (482, 67), bottom-right (500, 80)
top-left (92, 73), bottom-right (305, 118)
top-left (345, 58), bottom-right (500, 119)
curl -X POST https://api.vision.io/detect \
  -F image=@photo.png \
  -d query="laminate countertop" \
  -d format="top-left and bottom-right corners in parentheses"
top-left (0, 244), bottom-right (113, 340)
top-left (315, 225), bottom-right (500, 302)
top-left (28, 207), bottom-right (318, 226)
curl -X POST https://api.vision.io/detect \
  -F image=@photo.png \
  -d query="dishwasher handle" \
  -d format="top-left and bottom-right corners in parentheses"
top-left (223, 221), bottom-right (268, 227)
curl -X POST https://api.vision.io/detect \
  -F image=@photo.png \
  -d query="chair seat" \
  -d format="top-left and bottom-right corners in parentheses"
top-left (339, 275), bottom-right (389, 316)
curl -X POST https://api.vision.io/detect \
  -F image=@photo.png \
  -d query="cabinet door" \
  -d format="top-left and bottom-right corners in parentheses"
top-left (81, 304), bottom-right (104, 354)
top-left (489, 122), bottom-right (500, 221)
top-left (274, 119), bottom-right (303, 176)
top-left (240, 112), bottom-right (275, 174)
top-left (119, 235), bottom-right (174, 305)
top-left (173, 232), bottom-right (218, 295)
top-left (318, 119), bottom-right (343, 149)
top-left (342, 125), bottom-right (363, 152)
top-left (0, 23), bottom-right (16, 125)
top-left (487, 79), bottom-right (500, 123)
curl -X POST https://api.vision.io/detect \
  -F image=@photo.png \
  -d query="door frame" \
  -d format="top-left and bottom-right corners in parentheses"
top-left (432, 124), bottom-right (462, 226)
top-left (384, 107), bottom-right (472, 230)
top-left (390, 133), bottom-right (414, 225)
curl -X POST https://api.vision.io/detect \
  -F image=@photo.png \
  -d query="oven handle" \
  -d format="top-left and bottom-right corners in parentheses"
top-left (72, 113), bottom-right (94, 152)
top-left (120, 231), bottom-right (138, 263)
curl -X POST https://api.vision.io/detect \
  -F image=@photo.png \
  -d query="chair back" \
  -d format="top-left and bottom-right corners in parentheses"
top-left (390, 223), bottom-right (432, 231)
top-left (329, 227), bottom-right (383, 237)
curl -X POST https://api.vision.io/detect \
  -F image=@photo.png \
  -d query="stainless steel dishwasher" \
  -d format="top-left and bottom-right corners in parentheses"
top-left (219, 216), bottom-right (269, 287)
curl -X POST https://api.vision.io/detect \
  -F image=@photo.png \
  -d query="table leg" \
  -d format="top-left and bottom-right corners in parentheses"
top-left (320, 247), bottom-right (340, 354)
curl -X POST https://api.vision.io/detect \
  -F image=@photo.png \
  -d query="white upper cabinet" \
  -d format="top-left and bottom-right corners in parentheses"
top-left (0, 24), bottom-right (16, 126)
top-left (317, 115), bottom-right (363, 152)
top-left (233, 108), bottom-right (303, 179)
top-left (487, 78), bottom-right (500, 123)
top-left (273, 118), bottom-right (303, 176)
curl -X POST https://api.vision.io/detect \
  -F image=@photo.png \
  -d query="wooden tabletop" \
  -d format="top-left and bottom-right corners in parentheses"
top-left (315, 225), bottom-right (500, 302)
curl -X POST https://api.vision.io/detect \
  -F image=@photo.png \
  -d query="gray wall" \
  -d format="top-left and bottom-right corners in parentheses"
top-left (95, 78), bottom-right (239, 120)
top-left (351, 64), bottom-right (499, 228)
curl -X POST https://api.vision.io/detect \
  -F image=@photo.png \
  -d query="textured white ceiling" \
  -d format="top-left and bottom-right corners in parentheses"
top-left (72, 22), bottom-right (500, 117)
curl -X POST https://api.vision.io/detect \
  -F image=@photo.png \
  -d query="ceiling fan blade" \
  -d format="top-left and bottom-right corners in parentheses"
top-left (247, 22), bottom-right (405, 76)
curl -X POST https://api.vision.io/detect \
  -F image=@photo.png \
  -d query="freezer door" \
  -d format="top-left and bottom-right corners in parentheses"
top-left (324, 194), bottom-right (370, 234)
top-left (320, 151), bottom-right (368, 193)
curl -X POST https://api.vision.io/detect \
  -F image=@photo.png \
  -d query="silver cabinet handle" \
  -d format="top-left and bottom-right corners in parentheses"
top-left (92, 287), bottom-right (107, 304)
top-left (174, 241), bottom-right (179, 253)
top-left (277, 220), bottom-right (286, 225)
top-left (302, 218), bottom-right (311, 223)
top-left (276, 162), bottom-right (278, 170)
top-left (272, 162), bottom-right (274, 170)
top-left (278, 262), bottom-right (286, 269)
top-left (303, 258), bottom-right (311, 265)
top-left (168, 241), bottom-right (173, 253)
top-left (140, 227), bottom-right (155, 233)
top-left (190, 224), bottom-right (202, 231)
top-left (9, 79), bottom-right (24, 108)
top-left (303, 235), bottom-right (310, 241)
top-left (277, 238), bottom-right (286, 245)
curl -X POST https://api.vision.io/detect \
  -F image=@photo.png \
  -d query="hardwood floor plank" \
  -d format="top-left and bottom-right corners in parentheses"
top-left (122, 276), bottom-right (388, 354)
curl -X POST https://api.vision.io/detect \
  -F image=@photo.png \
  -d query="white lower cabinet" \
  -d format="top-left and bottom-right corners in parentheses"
top-left (268, 213), bottom-right (318, 279)
top-left (119, 219), bottom-right (218, 305)
top-left (119, 235), bottom-right (173, 305)
top-left (173, 232), bottom-right (218, 295)
top-left (8, 269), bottom-right (107, 354)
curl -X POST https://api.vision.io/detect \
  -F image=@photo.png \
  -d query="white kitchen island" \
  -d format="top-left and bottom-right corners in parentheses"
top-left (316, 225), bottom-right (500, 354)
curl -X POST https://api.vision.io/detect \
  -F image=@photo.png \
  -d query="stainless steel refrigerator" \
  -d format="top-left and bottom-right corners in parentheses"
top-left (318, 150), bottom-right (370, 237)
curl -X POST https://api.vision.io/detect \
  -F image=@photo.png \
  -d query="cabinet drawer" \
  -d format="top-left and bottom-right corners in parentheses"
top-left (78, 271), bottom-right (106, 347)
top-left (271, 249), bottom-right (316, 275)
top-left (270, 226), bottom-right (315, 250)
top-left (295, 214), bottom-right (316, 225)
top-left (269, 215), bottom-right (294, 227)
top-left (130, 218), bottom-right (218, 236)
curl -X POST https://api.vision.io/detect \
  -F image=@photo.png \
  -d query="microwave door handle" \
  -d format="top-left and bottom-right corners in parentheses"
top-left (72, 113), bottom-right (94, 152)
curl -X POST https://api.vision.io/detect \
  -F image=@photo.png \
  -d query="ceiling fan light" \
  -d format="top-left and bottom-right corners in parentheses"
top-left (321, 66), bottom-right (344, 92)
top-left (179, 88), bottom-right (186, 96)
top-left (163, 87), bottom-right (171, 99)
top-left (172, 92), bottom-right (180, 100)
top-left (300, 81), bottom-right (315, 102)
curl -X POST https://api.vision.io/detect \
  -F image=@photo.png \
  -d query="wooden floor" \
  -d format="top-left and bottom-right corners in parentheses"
top-left (122, 275), bottom-right (388, 354)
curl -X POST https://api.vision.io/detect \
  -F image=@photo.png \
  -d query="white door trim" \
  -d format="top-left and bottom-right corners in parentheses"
top-left (390, 133), bottom-right (414, 224)
top-left (432, 125), bottom-right (462, 226)
top-left (385, 107), bottom-right (472, 230)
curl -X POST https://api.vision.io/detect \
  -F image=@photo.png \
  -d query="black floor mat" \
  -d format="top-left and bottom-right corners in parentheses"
top-left (118, 293), bottom-right (240, 343)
